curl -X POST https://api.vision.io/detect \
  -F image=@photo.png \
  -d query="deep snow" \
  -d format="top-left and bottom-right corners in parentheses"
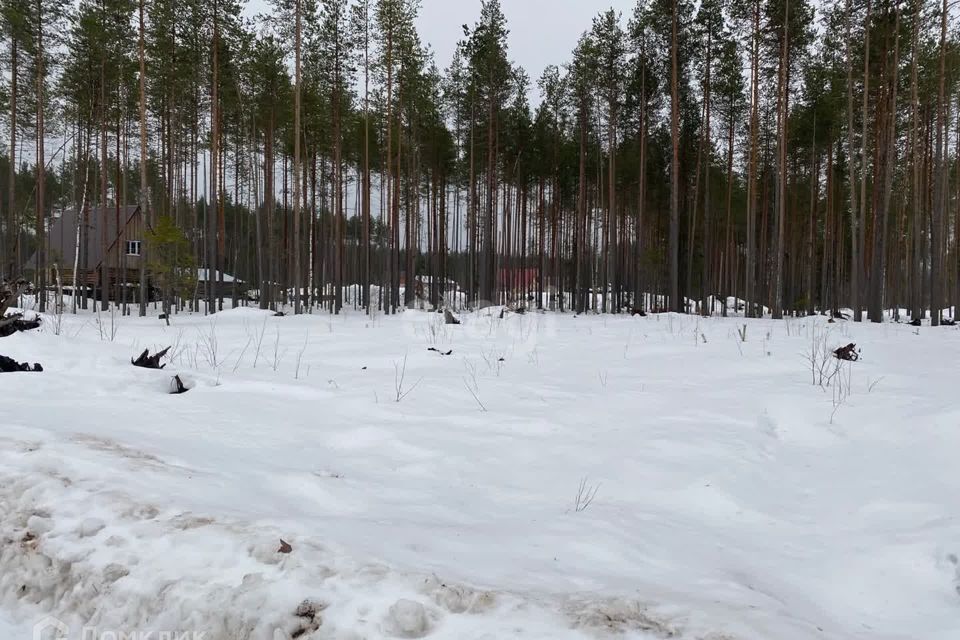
top-left (1, 303), bottom-right (959, 639)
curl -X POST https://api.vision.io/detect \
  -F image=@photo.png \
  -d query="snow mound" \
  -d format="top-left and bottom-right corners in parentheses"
top-left (384, 599), bottom-right (434, 638)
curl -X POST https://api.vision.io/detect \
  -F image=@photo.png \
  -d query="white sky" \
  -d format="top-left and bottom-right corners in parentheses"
top-left (417, 0), bottom-right (637, 98)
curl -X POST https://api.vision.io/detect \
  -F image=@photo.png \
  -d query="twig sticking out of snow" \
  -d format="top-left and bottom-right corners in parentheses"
top-left (394, 353), bottom-right (423, 403)
top-left (573, 477), bottom-right (601, 513)
top-left (463, 377), bottom-right (487, 412)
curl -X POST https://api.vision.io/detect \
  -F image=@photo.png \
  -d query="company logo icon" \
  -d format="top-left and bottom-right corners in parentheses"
top-left (32, 616), bottom-right (68, 640)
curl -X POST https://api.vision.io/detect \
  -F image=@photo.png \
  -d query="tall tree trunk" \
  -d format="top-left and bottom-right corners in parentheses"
top-left (361, 0), bottom-right (371, 313)
top-left (72, 130), bottom-right (91, 313)
top-left (701, 28), bottom-right (712, 317)
top-left (576, 95), bottom-right (587, 313)
top-left (669, 0), bottom-right (681, 312)
top-left (723, 112), bottom-right (734, 317)
top-left (869, 6), bottom-right (899, 323)
top-left (845, 0), bottom-right (861, 321)
top-left (607, 98), bottom-right (616, 314)
top-left (100, 58), bottom-right (109, 311)
top-left (138, 0), bottom-right (149, 316)
top-left (772, 0), bottom-right (789, 320)
top-left (855, 0), bottom-right (871, 321)
top-left (292, 0), bottom-right (302, 314)
top-left (35, 0), bottom-right (46, 313)
top-left (931, 0), bottom-right (947, 326)
top-left (745, 0), bottom-right (760, 316)
top-left (208, 0), bottom-right (220, 314)
top-left (4, 39), bottom-right (15, 280)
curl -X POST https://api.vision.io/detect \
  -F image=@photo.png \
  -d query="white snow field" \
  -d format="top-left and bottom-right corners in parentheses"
top-left (1, 305), bottom-right (959, 640)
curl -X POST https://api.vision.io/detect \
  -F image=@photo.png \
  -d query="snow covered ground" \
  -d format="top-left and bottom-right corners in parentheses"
top-left (1, 303), bottom-right (959, 639)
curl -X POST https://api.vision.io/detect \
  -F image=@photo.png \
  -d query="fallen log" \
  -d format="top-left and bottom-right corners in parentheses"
top-left (0, 355), bottom-right (42, 373)
top-left (132, 347), bottom-right (172, 369)
top-left (0, 315), bottom-right (41, 338)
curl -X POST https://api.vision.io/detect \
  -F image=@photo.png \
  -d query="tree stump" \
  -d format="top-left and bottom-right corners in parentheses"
top-left (170, 375), bottom-right (188, 394)
top-left (0, 278), bottom-right (40, 338)
top-left (834, 343), bottom-right (860, 362)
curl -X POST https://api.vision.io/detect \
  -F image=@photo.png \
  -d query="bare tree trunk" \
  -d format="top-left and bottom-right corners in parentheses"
top-left (72, 129), bottom-right (91, 313)
top-left (806, 134), bottom-right (817, 316)
top-left (723, 115), bottom-right (734, 317)
top-left (855, 0), bottom-right (871, 321)
top-left (910, 0), bottom-right (922, 321)
top-left (209, 0), bottom-right (220, 314)
top-left (385, 28), bottom-right (395, 312)
top-left (5, 39), bottom-right (16, 280)
top-left (607, 96), bottom-right (616, 313)
top-left (745, 0), bottom-right (760, 317)
top-left (772, 0), bottom-right (789, 320)
top-left (669, 0), bottom-right (681, 312)
top-left (35, 0), bottom-right (46, 313)
top-left (869, 6), bottom-right (899, 323)
top-left (845, 0), bottom-right (861, 320)
top-left (293, 0), bottom-right (302, 314)
top-left (931, 0), bottom-right (948, 326)
top-left (138, 0), bottom-right (149, 316)
top-left (701, 28), bottom-right (712, 317)
top-left (361, 0), bottom-right (371, 313)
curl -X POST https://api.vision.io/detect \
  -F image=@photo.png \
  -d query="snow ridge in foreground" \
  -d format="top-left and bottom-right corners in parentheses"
top-left (0, 448), bottom-right (689, 640)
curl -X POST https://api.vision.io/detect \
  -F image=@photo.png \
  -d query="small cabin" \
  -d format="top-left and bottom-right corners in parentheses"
top-left (28, 205), bottom-right (149, 299)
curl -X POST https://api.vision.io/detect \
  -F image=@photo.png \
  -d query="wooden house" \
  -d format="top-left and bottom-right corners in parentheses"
top-left (28, 205), bottom-right (150, 299)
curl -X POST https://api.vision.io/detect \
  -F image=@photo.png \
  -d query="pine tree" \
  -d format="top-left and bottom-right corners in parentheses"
top-left (590, 9), bottom-right (626, 313)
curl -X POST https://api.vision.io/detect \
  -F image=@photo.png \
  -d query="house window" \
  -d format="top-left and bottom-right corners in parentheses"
top-left (126, 240), bottom-right (141, 256)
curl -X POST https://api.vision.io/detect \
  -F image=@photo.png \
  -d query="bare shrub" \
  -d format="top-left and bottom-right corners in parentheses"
top-left (572, 477), bottom-right (601, 513)
top-left (394, 353), bottom-right (423, 402)
top-left (197, 320), bottom-right (221, 369)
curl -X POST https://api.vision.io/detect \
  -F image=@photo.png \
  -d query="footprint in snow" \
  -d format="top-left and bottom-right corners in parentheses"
top-left (949, 553), bottom-right (960, 597)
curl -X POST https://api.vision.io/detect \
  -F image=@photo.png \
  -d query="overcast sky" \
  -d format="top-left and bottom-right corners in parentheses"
top-left (416, 0), bottom-right (637, 101)
top-left (243, 0), bottom-right (640, 104)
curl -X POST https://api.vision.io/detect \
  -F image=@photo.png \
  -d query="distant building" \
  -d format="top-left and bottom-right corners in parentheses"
top-left (498, 267), bottom-right (539, 292)
top-left (196, 269), bottom-right (241, 285)
top-left (26, 205), bottom-right (148, 298)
